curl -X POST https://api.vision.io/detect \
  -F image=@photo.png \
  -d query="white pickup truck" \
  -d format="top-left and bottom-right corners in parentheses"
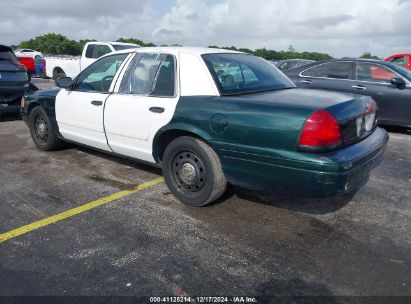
top-left (45, 41), bottom-right (139, 82)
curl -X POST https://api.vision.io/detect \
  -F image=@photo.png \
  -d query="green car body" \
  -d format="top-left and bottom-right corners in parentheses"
top-left (23, 87), bottom-right (388, 197)
top-left (22, 48), bottom-right (388, 206)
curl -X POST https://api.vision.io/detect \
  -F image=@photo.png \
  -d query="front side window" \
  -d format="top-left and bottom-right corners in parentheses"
top-left (119, 53), bottom-right (175, 97)
top-left (202, 53), bottom-right (295, 95)
top-left (302, 62), bottom-right (352, 79)
top-left (356, 63), bottom-right (397, 83)
top-left (73, 54), bottom-right (128, 92)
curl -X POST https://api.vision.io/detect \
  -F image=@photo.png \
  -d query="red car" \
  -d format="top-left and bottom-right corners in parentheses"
top-left (18, 57), bottom-right (35, 77)
top-left (384, 54), bottom-right (411, 70)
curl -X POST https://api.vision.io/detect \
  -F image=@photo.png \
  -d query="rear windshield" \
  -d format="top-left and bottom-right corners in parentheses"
top-left (0, 51), bottom-right (18, 62)
top-left (112, 44), bottom-right (139, 51)
top-left (202, 53), bottom-right (295, 95)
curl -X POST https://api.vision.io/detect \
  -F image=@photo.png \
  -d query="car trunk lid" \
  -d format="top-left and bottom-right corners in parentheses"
top-left (234, 88), bottom-right (378, 150)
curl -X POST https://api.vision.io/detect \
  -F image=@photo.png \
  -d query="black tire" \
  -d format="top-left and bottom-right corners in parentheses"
top-left (162, 136), bottom-right (227, 206)
top-left (29, 106), bottom-right (64, 151)
top-left (53, 72), bottom-right (66, 86)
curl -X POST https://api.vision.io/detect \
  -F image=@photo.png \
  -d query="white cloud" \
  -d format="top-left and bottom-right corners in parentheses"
top-left (0, 0), bottom-right (410, 58)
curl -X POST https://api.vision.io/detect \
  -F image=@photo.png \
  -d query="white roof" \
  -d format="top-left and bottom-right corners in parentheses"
top-left (112, 46), bottom-right (245, 56)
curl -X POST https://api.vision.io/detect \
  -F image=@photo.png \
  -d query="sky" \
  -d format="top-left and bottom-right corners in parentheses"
top-left (1, 0), bottom-right (410, 58)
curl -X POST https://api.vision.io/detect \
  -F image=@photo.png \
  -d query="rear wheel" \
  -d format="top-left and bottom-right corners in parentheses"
top-left (29, 106), bottom-right (64, 151)
top-left (162, 136), bottom-right (227, 206)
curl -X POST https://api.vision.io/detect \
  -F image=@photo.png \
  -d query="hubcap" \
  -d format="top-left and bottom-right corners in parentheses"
top-left (34, 115), bottom-right (48, 144)
top-left (172, 151), bottom-right (206, 193)
top-left (181, 163), bottom-right (196, 184)
top-left (37, 122), bottom-right (46, 137)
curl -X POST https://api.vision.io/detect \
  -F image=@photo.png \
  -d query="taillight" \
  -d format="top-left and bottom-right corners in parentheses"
top-left (298, 109), bottom-right (342, 151)
top-left (13, 62), bottom-right (27, 71)
top-left (364, 99), bottom-right (377, 131)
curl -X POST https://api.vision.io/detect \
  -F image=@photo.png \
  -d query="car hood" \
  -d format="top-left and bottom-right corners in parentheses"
top-left (26, 87), bottom-right (61, 99)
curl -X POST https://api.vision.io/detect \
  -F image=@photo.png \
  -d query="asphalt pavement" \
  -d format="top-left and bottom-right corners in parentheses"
top-left (0, 79), bottom-right (409, 298)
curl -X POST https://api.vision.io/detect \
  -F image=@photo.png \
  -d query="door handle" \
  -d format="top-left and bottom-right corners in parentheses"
top-left (301, 79), bottom-right (312, 84)
top-left (149, 107), bottom-right (165, 113)
top-left (91, 100), bottom-right (103, 106)
top-left (352, 85), bottom-right (366, 91)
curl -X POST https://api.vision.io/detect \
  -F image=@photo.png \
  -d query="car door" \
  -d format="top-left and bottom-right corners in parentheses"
top-left (55, 53), bottom-right (130, 151)
top-left (353, 62), bottom-right (411, 125)
top-left (297, 61), bottom-right (355, 94)
top-left (104, 52), bottom-right (178, 163)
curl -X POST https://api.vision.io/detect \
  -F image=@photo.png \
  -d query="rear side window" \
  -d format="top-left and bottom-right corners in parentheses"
top-left (302, 62), bottom-right (352, 79)
top-left (85, 44), bottom-right (112, 59)
top-left (356, 63), bottom-right (398, 83)
top-left (85, 45), bottom-right (95, 58)
top-left (119, 53), bottom-right (175, 97)
top-left (95, 45), bottom-right (111, 58)
top-left (388, 56), bottom-right (407, 67)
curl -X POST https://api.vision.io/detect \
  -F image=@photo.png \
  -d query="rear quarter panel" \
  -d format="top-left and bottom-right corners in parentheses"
top-left (156, 95), bottom-right (311, 158)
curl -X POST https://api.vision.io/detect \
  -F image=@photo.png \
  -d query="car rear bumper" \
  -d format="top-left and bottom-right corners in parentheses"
top-left (0, 84), bottom-right (28, 102)
top-left (219, 127), bottom-right (389, 196)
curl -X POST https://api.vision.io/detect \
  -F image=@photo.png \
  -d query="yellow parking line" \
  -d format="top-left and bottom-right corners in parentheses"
top-left (0, 177), bottom-right (164, 244)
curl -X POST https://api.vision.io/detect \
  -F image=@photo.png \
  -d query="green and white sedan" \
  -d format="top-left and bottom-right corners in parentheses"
top-left (22, 47), bottom-right (388, 206)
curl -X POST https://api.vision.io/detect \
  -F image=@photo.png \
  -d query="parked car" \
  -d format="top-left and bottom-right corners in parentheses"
top-left (276, 59), bottom-right (315, 71)
top-left (384, 54), bottom-right (411, 70)
top-left (15, 48), bottom-right (44, 59)
top-left (45, 41), bottom-right (139, 83)
top-left (285, 59), bottom-right (411, 128)
top-left (22, 47), bottom-right (388, 206)
top-left (18, 57), bottom-right (35, 78)
top-left (0, 45), bottom-right (30, 119)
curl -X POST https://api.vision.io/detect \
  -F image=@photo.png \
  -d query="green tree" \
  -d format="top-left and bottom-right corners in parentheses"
top-left (359, 52), bottom-right (380, 60)
top-left (19, 33), bottom-right (82, 55)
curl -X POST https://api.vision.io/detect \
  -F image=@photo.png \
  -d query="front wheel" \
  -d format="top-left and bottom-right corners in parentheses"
top-left (29, 106), bottom-right (64, 151)
top-left (162, 136), bottom-right (227, 206)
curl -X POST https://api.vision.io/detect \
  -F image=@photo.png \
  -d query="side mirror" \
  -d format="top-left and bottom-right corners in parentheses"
top-left (56, 76), bottom-right (73, 89)
top-left (391, 77), bottom-right (406, 89)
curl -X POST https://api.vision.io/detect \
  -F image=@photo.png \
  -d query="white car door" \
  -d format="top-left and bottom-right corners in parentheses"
top-left (56, 53), bottom-right (130, 151)
top-left (104, 52), bottom-right (179, 163)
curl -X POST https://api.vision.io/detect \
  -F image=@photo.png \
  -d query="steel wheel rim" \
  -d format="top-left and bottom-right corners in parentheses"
top-left (171, 150), bottom-right (206, 194)
top-left (34, 115), bottom-right (48, 144)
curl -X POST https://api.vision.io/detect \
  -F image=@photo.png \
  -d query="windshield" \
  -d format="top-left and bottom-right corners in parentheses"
top-left (202, 53), bottom-right (295, 95)
top-left (0, 51), bottom-right (18, 62)
top-left (112, 44), bottom-right (139, 51)
top-left (389, 63), bottom-right (411, 81)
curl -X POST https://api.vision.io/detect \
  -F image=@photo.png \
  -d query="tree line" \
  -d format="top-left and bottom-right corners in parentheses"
top-left (15, 33), bottom-right (381, 60)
